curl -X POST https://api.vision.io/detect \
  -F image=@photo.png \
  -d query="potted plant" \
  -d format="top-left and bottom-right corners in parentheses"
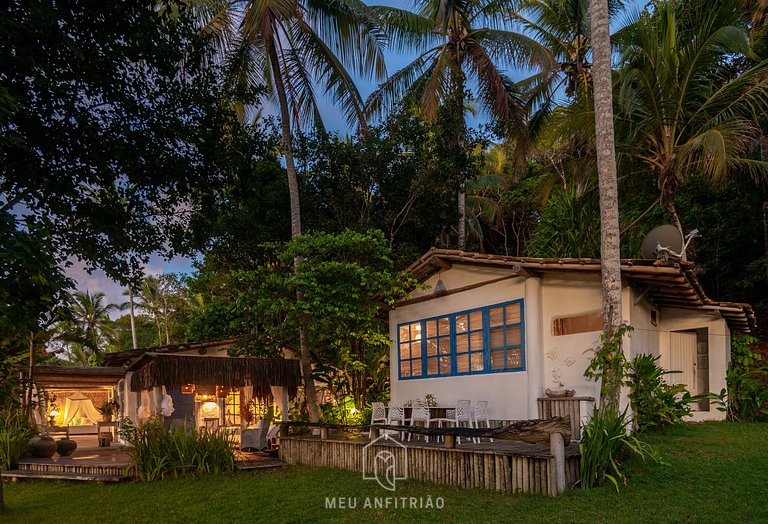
top-left (97, 401), bottom-right (119, 422)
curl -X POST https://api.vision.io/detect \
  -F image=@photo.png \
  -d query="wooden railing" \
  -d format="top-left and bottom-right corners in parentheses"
top-left (278, 417), bottom-right (572, 494)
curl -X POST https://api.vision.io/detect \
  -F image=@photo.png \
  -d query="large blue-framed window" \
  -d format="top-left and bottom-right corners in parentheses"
top-left (397, 299), bottom-right (525, 380)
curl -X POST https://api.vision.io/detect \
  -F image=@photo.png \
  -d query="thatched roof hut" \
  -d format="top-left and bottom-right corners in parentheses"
top-left (127, 353), bottom-right (302, 400)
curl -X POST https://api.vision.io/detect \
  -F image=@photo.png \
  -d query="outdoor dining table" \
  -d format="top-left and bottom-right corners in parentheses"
top-left (402, 405), bottom-right (456, 420)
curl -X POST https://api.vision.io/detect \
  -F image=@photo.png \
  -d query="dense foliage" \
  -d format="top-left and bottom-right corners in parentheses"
top-left (626, 354), bottom-right (695, 431)
top-left (122, 416), bottom-right (236, 480)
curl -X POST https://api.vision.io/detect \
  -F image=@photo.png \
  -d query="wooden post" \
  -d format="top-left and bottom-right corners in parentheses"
top-left (444, 434), bottom-right (456, 449)
top-left (369, 426), bottom-right (380, 440)
top-left (320, 426), bottom-right (329, 440)
top-left (280, 423), bottom-right (289, 439)
top-left (549, 432), bottom-right (566, 495)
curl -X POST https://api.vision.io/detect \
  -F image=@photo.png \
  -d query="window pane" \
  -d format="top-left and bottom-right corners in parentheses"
top-left (400, 343), bottom-right (410, 359)
top-left (470, 331), bottom-right (483, 351)
top-left (456, 314), bottom-right (468, 333)
top-left (469, 310), bottom-right (482, 330)
top-left (506, 326), bottom-right (522, 346)
top-left (411, 322), bottom-right (422, 340)
top-left (412, 359), bottom-right (422, 376)
top-left (438, 316), bottom-right (450, 335)
top-left (507, 348), bottom-right (523, 369)
top-left (439, 337), bottom-right (451, 355)
top-left (427, 357), bottom-right (439, 376)
top-left (399, 325), bottom-right (410, 342)
top-left (489, 307), bottom-right (504, 327)
top-left (426, 339), bottom-right (438, 356)
top-left (456, 354), bottom-right (469, 373)
top-left (400, 361), bottom-right (410, 377)
top-left (490, 349), bottom-right (505, 370)
top-left (456, 333), bottom-right (469, 353)
top-left (439, 355), bottom-right (451, 374)
top-left (425, 320), bottom-right (437, 338)
top-left (410, 342), bottom-right (422, 359)
top-left (506, 304), bottom-right (521, 324)
top-left (490, 327), bottom-right (504, 348)
top-left (470, 352), bottom-right (484, 372)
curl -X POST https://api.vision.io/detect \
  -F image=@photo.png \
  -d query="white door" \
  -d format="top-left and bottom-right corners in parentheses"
top-left (669, 331), bottom-right (697, 391)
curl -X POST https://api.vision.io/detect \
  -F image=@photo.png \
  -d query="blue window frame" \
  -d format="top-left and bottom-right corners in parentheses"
top-left (397, 299), bottom-right (525, 380)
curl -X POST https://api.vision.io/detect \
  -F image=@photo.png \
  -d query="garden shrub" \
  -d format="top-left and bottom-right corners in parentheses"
top-left (0, 410), bottom-right (36, 469)
top-left (627, 354), bottom-right (695, 431)
top-left (122, 416), bottom-right (236, 480)
top-left (720, 333), bottom-right (768, 421)
top-left (579, 407), bottom-right (660, 491)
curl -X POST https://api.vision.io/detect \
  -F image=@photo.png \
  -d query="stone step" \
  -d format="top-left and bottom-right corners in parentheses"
top-left (2, 469), bottom-right (129, 483)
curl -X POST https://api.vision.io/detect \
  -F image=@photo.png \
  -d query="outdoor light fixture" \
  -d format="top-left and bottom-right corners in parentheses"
top-left (181, 384), bottom-right (195, 394)
top-left (433, 270), bottom-right (447, 296)
top-left (48, 409), bottom-right (59, 425)
top-left (194, 393), bottom-right (216, 403)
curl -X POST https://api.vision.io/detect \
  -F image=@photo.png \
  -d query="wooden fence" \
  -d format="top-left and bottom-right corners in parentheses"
top-left (278, 419), bottom-right (579, 496)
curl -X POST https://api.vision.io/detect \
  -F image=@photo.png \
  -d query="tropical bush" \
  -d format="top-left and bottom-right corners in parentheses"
top-left (627, 354), bottom-right (695, 431)
top-left (579, 407), bottom-right (661, 491)
top-left (719, 334), bottom-right (768, 422)
top-left (0, 410), bottom-right (36, 470)
top-left (122, 416), bottom-right (236, 480)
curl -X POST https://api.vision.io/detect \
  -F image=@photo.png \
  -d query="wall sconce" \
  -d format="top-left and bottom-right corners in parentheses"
top-left (181, 384), bottom-right (195, 394)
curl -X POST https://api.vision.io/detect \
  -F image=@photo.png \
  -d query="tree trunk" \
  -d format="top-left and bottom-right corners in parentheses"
top-left (128, 283), bottom-right (138, 349)
top-left (590, 0), bottom-right (624, 406)
top-left (457, 187), bottom-right (466, 250)
top-left (26, 333), bottom-right (34, 418)
top-left (267, 37), bottom-right (321, 423)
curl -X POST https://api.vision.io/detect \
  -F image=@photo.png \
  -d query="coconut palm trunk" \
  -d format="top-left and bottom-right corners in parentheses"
top-left (590, 0), bottom-right (623, 406)
top-left (127, 283), bottom-right (138, 349)
top-left (267, 37), bottom-right (322, 423)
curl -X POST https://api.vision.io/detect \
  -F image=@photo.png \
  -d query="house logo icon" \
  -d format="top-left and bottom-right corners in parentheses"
top-left (362, 433), bottom-right (408, 491)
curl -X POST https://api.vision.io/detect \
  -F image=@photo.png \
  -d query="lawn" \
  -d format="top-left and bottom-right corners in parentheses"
top-left (2, 422), bottom-right (767, 523)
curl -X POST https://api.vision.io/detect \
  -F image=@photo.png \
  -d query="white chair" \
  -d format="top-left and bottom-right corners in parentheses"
top-left (474, 400), bottom-right (493, 442)
top-left (387, 404), bottom-right (407, 439)
top-left (408, 404), bottom-right (431, 442)
top-left (369, 402), bottom-right (387, 438)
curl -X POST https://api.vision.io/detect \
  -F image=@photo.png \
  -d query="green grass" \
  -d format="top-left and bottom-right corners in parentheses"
top-left (2, 422), bottom-right (767, 523)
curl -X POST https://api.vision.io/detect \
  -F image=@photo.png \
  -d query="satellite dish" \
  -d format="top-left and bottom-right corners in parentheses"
top-left (641, 225), bottom-right (683, 260)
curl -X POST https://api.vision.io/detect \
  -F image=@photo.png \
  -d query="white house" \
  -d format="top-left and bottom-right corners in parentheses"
top-left (388, 250), bottom-right (755, 423)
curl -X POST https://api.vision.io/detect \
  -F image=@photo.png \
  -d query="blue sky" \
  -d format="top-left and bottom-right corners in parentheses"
top-left (73, 0), bottom-right (648, 310)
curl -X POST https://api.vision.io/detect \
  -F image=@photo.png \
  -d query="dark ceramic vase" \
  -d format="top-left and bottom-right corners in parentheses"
top-left (28, 435), bottom-right (58, 458)
top-left (56, 438), bottom-right (78, 457)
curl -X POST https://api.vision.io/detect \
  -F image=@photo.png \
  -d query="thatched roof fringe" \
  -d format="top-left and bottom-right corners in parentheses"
top-left (128, 354), bottom-right (302, 399)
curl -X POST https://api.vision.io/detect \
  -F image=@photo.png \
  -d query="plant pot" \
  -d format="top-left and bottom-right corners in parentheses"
top-left (56, 438), bottom-right (78, 457)
top-left (102, 414), bottom-right (112, 422)
top-left (545, 388), bottom-right (576, 398)
top-left (28, 435), bottom-right (58, 458)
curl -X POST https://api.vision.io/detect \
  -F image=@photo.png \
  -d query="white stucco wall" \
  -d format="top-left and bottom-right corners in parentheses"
top-left (540, 274), bottom-right (603, 402)
top-left (628, 291), bottom-right (661, 358)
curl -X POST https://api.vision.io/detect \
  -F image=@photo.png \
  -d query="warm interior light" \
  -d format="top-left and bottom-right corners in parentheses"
top-left (199, 401), bottom-right (219, 418)
top-left (49, 410), bottom-right (60, 418)
top-left (195, 393), bottom-right (217, 403)
top-left (349, 407), bottom-right (357, 415)
top-left (181, 384), bottom-right (195, 394)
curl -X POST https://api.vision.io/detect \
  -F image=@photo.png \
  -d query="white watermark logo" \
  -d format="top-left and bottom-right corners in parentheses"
top-left (362, 433), bottom-right (408, 491)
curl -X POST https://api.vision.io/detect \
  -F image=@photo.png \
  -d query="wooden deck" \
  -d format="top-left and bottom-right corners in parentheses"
top-left (6, 436), bottom-right (133, 481)
top-left (4, 435), bottom-right (286, 482)
top-left (279, 433), bottom-right (580, 496)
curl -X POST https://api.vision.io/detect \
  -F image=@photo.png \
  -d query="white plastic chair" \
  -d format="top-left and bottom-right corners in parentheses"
top-left (408, 404), bottom-right (431, 442)
top-left (386, 404), bottom-right (407, 439)
top-left (474, 400), bottom-right (493, 442)
top-left (369, 402), bottom-right (387, 438)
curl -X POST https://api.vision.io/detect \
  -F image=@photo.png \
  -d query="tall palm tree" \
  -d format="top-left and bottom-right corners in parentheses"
top-left (366, 0), bottom-right (552, 249)
top-left (614, 2), bottom-right (768, 249)
top-left (194, 0), bottom-right (386, 421)
top-left (589, 0), bottom-right (623, 406)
